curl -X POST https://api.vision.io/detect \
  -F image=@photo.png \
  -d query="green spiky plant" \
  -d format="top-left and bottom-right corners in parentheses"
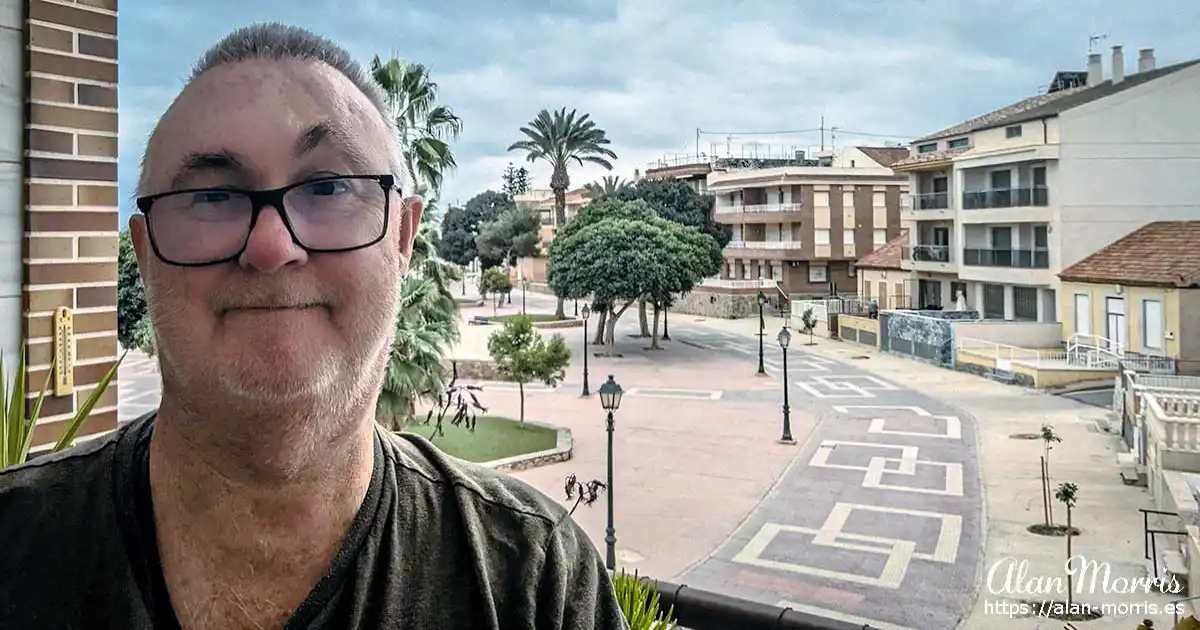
top-left (612, 570), bottom-right (677, 630)
top-left (1, 348), bottom-right (124, 468)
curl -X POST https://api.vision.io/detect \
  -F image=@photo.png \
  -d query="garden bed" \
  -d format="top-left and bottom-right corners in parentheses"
top-left (401, 414), bottom-right (558, 463)
top-left (475, 314), bottom-right (583, 329)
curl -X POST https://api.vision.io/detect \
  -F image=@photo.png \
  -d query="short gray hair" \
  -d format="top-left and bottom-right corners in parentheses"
top-left (139, 22), bottom-right (408, 194)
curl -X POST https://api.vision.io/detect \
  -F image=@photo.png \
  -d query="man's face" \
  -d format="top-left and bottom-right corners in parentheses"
top-left (132, 59), bottom-right (420, 404)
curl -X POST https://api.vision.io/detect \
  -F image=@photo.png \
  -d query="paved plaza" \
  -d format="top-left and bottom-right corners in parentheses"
top-left (117, 291), bottom-right (1173, 630)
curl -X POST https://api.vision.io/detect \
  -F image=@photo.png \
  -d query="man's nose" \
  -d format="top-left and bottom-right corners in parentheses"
top-left (239, 206), bottom-right (309, 273)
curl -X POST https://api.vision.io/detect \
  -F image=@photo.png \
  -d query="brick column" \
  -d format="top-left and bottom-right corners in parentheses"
top-left (22, 0), bottom-right (119, 449)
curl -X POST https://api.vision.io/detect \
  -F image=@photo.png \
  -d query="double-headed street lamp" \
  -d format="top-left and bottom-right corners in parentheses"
top-left (777, 326), bottom-right (796, 444)
top-left (755, 291), bottom-right (769, 376)
top-left (520, 278), bottom-right (530, 315)
top-left (598, 374), bottom-right (624, 571)
top-left (580, 305), bottom-right (592, 396)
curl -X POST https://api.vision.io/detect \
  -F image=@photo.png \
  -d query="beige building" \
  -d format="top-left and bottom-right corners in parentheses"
top-left (853, 231), bottom-right (911, 309)
top-left (672, 146), bottom-right (908, 318)
top-left (893, 46), bottom-right (1200, 323)
top-left (640, 155), bottom-right (712, 195)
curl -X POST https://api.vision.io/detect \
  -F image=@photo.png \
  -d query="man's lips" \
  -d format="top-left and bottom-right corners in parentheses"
top-left (221, 304), bottom-right (328, 316)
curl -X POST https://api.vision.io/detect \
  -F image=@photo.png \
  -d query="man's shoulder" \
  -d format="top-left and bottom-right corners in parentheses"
top-left (378, 428), bottom-right (569, 531)
top-left (0, 430), bottom-right (119, 502)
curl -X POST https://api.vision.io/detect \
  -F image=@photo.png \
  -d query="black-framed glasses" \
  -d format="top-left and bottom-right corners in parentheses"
top-left (134, 174), bottom-right (395, 267)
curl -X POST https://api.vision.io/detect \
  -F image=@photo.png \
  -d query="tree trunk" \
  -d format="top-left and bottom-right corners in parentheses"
top-left (592, 306), bottom-right (608, 345)
top-left (605, 300), bottom-right (636, 347)
top-left (1065, 505), bottom-right (1073, 606)
top-left (551, 170), bottom-right (569, 320)
top-left (554, 297), bottom-right (565, 319)
top-left (649, 302), bottom-right (662, 350)
top-left (636, 297), bottom-right (650, 337)
top-left (518, 382), bottom-right (525, 423)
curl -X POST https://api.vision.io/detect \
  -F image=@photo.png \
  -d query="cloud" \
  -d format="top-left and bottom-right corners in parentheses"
top-left (118, 0), bottom-right (1200, 219)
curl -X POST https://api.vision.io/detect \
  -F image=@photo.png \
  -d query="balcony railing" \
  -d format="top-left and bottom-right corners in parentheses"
top-left (961, 248), bottom-right (1049, 268)
top-left (642, 578), bottom-right (873, 630)
top-left (961, 186), bottom-right (1050, 210)
top-left (714, 203), bottom-right (803, 214)
top-left (904, 192), bottom-right (950, 211)
top-left (726, 240), bottom-right (804, 250)
top-left (701, 278), bottom-right (780, 289)
top-left (902, 244), bottom-right (952, 263)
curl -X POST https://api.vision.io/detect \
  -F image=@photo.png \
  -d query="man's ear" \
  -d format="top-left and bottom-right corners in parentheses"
top-left (129, 215), bottom-right (152, 274)
top-left (398, 195), bottom-right (423, 269)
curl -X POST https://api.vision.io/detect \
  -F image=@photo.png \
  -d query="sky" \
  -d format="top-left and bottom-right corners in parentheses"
top-left (117, 0), bottom-right (1200, 222)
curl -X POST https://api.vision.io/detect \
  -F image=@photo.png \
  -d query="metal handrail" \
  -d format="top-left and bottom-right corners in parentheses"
top-left (640, 578), bottom-right (877, 630)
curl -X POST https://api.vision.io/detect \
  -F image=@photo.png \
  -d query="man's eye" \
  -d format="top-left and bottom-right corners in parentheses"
top-left (298, 179), bottom-right (351, 196)
top-left (192, 191), bottom-right (235, 204)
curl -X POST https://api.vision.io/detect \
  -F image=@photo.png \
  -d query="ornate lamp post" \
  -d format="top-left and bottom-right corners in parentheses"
top-left (756, 291), bottom-right (769, 375)
top-left (580, 305), bottom-right (592, 396)
top-left (777, 327), bottom-right (796, 444)
top-left (598, 375), bottom-right (624, 571)
top-left (520, 278), bottom-right (529, 315)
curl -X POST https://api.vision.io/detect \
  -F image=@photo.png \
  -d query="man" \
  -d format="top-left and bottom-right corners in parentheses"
top-left (0, 23), bottom-right (628, 630)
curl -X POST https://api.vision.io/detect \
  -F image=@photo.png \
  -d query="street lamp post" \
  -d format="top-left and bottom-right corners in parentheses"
top-left (598, 375), bottom-right (624, 571)
top-left (662, 305), bottom-right (671, 341)
top-left (520, 278), bottom-right (529, 315)
top-left (777, 327), bottom-right (796, 444)
top-left (756, 291), bottom-right (768, 376)
top-left (580, 306), bottom-right (592, 396)
top-left (574, 299), bottom-right (579, 317)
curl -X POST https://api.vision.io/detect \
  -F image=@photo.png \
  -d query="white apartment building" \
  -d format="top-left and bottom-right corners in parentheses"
top-left (892, 46), bottom-right (1200, 322)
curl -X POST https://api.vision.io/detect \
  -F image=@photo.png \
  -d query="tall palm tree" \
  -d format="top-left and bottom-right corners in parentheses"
top-left (583, 175), bottom-right (630, 200)
top-left (370, 56), bottom-right (463, 194)
top-left (508, 108), bottom-right (617, 317)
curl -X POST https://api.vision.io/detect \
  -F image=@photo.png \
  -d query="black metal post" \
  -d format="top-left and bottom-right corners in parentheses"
top-left (582, 320), bottom-right (591, 396)
top-left (605, 410), bottom-right (616, 570)
top-left (521, 285), bottom-right (527, 314)
top-left (574, 300), bottom-right (579, 317)
top-left (781, 345), bottom-right (794, 443)
top-left (662, 308), bottom-right (671, 341)
top-left (756, 300), bottom-right (766, 375)
top-left (507, 289), bottom-right (512, 305)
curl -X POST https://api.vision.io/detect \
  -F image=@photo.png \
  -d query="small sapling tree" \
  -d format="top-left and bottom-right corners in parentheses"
top-left (801, 307), bottom-right (818, 345)
top-left (1055, 481), bottom-right (1078, 606)
top-left (487, 315), bottom-right (571, 422)
top-left (479, 266), bottom-right (512, 315)
top-left (1041, 423), bottom-right (1063, 528)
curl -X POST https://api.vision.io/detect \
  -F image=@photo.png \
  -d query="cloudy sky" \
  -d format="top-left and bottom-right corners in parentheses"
top-left (117, 0), bottom-right (1199, 221)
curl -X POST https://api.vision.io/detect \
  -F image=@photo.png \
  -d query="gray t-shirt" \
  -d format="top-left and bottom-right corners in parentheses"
top-left (0, 413), bottom-right (629, 629)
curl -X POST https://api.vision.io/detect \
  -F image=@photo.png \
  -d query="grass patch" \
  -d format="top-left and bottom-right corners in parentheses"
top-left (402, 414), bottom-right (558, 463)
top-left (489, 313), bottom-right (564, 323)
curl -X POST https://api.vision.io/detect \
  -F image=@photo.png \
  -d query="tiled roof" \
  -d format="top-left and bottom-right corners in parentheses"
top-left (915, 59), bottom-right (1200, 143)
top-left (891, 147), bottom-right (968, 169)
top-left (1059, 221), bottom-right (1200, 287)
top-left (855, 230), bottom-right (909, 270)
top-left (856, 146), bottom-right (910, 168)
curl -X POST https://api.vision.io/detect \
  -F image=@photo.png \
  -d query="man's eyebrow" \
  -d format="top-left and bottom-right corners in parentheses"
top-left (168, 150), bottom-right (247, 191)
top-left (294, 121), bottom-right (376, 173)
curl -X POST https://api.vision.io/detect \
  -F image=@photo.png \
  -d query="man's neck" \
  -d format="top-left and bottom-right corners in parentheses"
top-left (147, 399), bottom-right (377, 628)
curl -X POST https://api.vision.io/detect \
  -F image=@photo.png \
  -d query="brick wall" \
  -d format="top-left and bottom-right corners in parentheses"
top-left (23, 0), bottom-right (119, 448)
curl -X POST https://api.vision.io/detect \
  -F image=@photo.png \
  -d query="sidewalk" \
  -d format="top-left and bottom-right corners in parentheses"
top-left (690, 315), bottom-right (1177, 629)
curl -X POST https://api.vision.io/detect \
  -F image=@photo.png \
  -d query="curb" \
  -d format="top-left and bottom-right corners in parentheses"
top-left (484, 420), bottom-right (573, 472)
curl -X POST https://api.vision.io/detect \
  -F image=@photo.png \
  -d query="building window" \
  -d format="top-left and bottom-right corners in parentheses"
top-left (873, 229), bottom-right (886, 245)
top-left (1142, 299), bottom-right (1164, 350)
top-left (982, 284), bottom-right (1005, 319)
top-left (863, 279), bottom-right (872, 299)
top-left (1013, 286), bottom-right (1038, 321)
top-left (1005, 125), bottom-right (1023, 138)
top-left (815, 229), bottom-right (830, 245)
top-left (848, 264), bottom-right (856, 277)
top-left (777, 189), bottom-right (784, 204)
top-left (808, 265), bottom-right (827, 283)
top-left (843, 230), bottom-right (855, 245)
top-left (917, 143), bottom-right (937, 154)
top-left (947, 137), bottom-right (970, 149)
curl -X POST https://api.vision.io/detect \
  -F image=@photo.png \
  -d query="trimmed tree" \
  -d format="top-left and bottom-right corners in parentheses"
top-left (546, 199), bottom-right (721, 349)
top-left (487, 315), bottom-right (571, 423)
top-left (438, 190), bottom-right (514, 268)
top-left (479, 267), bottom-right (512, 314)
top-left (475, 206), bottom-right (542, 267)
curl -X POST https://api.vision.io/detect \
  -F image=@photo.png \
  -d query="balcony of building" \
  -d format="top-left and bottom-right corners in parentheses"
top-left (899, 221), bottom-right (956, 274)
top-left (900, 171), bottom-right (954, 222)
top-left (724, 223), bottom-right (805, 259)
top-left (958, 223), bottom-right (1053, 286)
top-left (958, 162), bottom-right (1053, 224)
top-left (713, 185), bottom-right (806, 224)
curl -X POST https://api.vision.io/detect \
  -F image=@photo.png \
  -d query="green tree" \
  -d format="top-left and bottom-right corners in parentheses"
top-left (479, 267), bottom-right (512, 314)
top-left (486, 316), bottom-right (570, 423)
top-left (583, 175), bottom-right (630, 201)
top-left (117, 230), bottom-right (155, 355)
top-left (547, 199), bottom-right (721, 348)
top-left (475, 206), bottom-right (542, 267)
top-left (438, 190), bottom-right (514, 268)
top-left (1054, 482), bottom-right (1079, 606)
top-left (508, 108), bottom-right (618, 318)
top-left (501, 162), bottom-right (532, 198)
top-left (370, 56), bottom-right (463, 194)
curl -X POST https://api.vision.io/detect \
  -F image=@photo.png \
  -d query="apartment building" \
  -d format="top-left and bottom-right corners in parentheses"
top-left (2, 0), bottom-right (121, 449)
top-left (640, 155), bottom-right (712, 195)
top-left (893, 45), bottom-right (1200, 322)
top-left (673, 147), bottom-right (908, 317)
top-left (513, 186), bottom-right (590, 246)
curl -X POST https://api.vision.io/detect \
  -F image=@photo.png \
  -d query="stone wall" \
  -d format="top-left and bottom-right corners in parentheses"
top-left (880, 310), bottom-right (980, 366)
top-left (673, 289), bottom-right (782, 319)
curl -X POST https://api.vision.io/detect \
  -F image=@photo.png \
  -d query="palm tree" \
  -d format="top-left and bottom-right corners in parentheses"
top-left (370, 56), bottom-right (463, 194)
top-left (508, 108), bottom-right (617, 317)
top-left (583, 175), bottom-right (630, 200)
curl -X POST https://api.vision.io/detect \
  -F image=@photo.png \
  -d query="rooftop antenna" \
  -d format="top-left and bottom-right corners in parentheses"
top-left (1088, 33), bottom-right (1108, 53)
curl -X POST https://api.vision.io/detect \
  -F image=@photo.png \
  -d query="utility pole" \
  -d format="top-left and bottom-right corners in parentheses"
top-left (695, 127), bottom-right (701, 158)
top-left (820, 116), bottom-right (825, 151)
